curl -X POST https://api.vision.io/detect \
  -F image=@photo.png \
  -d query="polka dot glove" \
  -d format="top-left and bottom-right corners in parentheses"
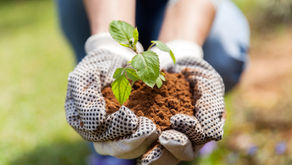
top-left (65, 34), bottom-right (159, 159)
top-left (138, 41), bottom-right (225, 165)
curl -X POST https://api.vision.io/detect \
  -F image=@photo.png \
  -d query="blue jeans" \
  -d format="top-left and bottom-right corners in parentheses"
top-left (56, 0), bottom-right (249, 164)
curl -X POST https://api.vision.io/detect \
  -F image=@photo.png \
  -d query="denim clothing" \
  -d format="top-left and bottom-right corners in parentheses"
top-left (203, 0), bottom-right (250, 92)
top-left (56, 0), bottom-right (249, 91)
top-left (56, 0), bottom-right (249, 164)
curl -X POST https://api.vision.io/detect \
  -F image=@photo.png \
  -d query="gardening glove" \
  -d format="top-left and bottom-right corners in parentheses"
top-left (155, 40), bottom-right (203, 68)
top-left (139, 40), bottom-right (225, 165)
top-left (65, 33), bottom-right (159, 159)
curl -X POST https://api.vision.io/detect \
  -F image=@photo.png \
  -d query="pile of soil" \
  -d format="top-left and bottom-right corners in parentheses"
top-left (101, 72), bottom-right (195, 130)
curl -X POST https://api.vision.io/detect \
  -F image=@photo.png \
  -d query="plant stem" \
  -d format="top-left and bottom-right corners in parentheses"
top-left (132, 45), bottom-right (138, 54)
top-left (147, 42), bottom-right (156, 50)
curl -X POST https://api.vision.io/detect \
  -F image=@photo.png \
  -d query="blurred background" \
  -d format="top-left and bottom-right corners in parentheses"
top-left (0, 0), bottom-right (291, 164)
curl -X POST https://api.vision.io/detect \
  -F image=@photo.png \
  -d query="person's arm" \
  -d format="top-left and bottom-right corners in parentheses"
top-left (83, 0), bottom-right (136, 35)
top-left (159, 0), bottom-right (216, 46)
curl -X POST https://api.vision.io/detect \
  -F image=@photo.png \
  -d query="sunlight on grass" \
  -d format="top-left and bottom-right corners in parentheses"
top-left (2, 1), bottom-right (291, 165)
top-left (0, 1), bottom-right (242, 165)
top-left (0, 1), bottom-right (89, 165)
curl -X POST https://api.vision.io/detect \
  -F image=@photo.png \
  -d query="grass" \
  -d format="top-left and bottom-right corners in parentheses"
top-left (1, 0), bottom-right (291, 165)
top-left (0, 1), bottom-right (89, 164)
top-left (0, 1), bottom-right (235, 164)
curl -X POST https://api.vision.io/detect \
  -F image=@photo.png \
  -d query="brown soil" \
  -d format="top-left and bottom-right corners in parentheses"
top-left (101, 72), bottom-right (195, 130)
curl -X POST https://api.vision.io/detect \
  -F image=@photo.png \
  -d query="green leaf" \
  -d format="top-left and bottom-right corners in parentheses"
top-left (151, 41), bottom-right (176, 64)
top-left (113, 68), bottom-right (126, 79)
top-left (169, 50), bottom-right (176, 64)
top-left (109, 20), bottom-right (134, 43)
top-left (151, 41), bottom-right (169, 51)
top-left (159, 72), bottom-right (166, 81)
top-left (125, 68), bottom-right (140, 82)
top-left (155, 72), bottom-right (165, 88)
top-left (133, 28), bottom-right (139, 45)
top-left (111, 75), bottom-right (132, 105)
top-left (119, 43), bottom-right (130, 48)
top-left (131, 51), bottom-right (160, 88)
top-left (156, 76), bottom-right (163, 88)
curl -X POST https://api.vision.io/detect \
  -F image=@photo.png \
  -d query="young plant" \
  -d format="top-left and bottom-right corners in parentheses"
top-left (109, 20), bottom-right (176, 105)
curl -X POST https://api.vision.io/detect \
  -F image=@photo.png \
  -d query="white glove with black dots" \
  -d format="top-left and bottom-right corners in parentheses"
top-left (137, 41), bottom-right (225, 165)
top-left (65, 35), bottom-right (225, 164)
top-left (65, 33), bottom-right (159, 159)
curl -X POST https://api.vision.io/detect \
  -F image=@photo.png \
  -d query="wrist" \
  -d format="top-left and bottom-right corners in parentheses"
top-left (159, 0), bottom-right (216, 46)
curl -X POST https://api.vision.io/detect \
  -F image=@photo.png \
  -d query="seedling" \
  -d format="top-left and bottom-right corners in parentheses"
top-left (109, 20), bottom-right (176, 105)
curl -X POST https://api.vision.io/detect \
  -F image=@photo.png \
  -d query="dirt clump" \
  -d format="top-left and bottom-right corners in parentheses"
top-left (101, 72), bottom-right (195, 130)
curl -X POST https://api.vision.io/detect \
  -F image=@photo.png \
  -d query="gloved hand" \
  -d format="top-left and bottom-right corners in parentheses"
top-left (65, 33), bottom-right (160, 159)
top-left (138, 40), bottom-right (225, 165)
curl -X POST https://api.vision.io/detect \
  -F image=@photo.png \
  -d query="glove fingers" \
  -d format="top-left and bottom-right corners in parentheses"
top-left (79, 50), bottom-right (128, 87)
top-left (65, 70), bottom-right (107, 141)
top-left (94, 116), bottom-right (159, 159)
top-left (65, 52), bottom-right (131, 141)
top-left (165, 57), bottom-right (225, 142)
top-left (68, 69), bottom-right (106, 129)
top-left (138, 144), bottom-right (179, 165)
top-left (70, 106), bottom-right (137, 142)
top-left (186, 69), bottom-right (225, 140)
top-left (171, 114), bottom-right (206, 145)
top-left (164, 57), bottom-right (224, 96)
top-left (182, 67), bottom-right (224, 98)
top-left (95, 106), bottom-right (139, 141)
top-left (159, 130), bottom-right (195, 161)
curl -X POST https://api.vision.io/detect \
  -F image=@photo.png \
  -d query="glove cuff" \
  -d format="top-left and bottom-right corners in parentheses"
top-left (85, 32), bottom-right (144, 60)
top-left (167, 0), bottom-right (223, 9)
top-left (152, 40), bottom-right (203, 68)
top-left (209, 0), bottom-right (224, 9)
top-left (166, 40), bottom-right (203, 59)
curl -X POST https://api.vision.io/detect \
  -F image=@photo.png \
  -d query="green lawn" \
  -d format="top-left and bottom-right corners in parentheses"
top-left (0, 1), bottom-right (233, 164)
top-left (1, 1), bottom-right (291, 165)
top-left (0, 1), bottom-right (89, 165)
